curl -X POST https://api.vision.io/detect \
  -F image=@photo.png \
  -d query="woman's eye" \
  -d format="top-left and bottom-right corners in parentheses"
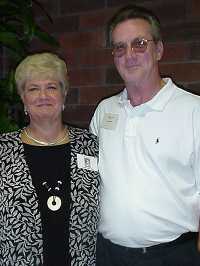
top-left (47, 86), bottom-right (57, 90)
top-left (28, 87), bottom-right (38, 92)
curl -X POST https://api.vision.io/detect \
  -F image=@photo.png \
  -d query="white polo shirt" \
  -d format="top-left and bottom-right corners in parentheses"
top-left (90, 78), bottom-right (200, 248)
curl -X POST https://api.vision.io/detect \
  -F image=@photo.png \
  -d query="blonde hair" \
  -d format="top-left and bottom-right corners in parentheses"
top-left (15, 52), bottom-right (69, 96)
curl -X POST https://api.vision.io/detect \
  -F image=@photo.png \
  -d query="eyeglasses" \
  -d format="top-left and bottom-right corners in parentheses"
top-left (112, 38), bottom-right (154, 57)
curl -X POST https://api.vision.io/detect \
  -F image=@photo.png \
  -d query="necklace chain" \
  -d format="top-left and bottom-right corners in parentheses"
top-left (24, 127), bottom-right (68, 146)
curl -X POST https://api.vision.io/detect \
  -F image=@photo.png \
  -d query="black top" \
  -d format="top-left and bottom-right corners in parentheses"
top-left (23, 143), bottom-right (71, 266)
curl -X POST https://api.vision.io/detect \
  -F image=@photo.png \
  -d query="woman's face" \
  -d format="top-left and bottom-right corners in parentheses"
top-left (21, 79), bottom-right (66, 123)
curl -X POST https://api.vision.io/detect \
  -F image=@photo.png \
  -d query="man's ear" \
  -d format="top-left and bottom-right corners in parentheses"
top-left (156, 41), bottom-right (164, 61)
top-left (64, 90), bottom-right (67, 101)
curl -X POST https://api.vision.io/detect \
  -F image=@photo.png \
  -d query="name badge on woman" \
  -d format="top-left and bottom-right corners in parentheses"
top-left (77, 154), bottom-right (98, 171)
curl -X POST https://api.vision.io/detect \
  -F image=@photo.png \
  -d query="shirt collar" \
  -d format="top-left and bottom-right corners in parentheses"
top-left (118, 78), bottom-right (175, 111)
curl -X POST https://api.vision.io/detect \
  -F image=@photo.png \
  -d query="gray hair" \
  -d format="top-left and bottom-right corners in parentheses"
top-left (107, 5), bottom-right (162, 46)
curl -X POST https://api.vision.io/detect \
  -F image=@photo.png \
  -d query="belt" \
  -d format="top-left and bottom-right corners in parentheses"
top-left (140, 232), bottom-right (197, 254)
top-left (106, 232), bottom-right (197, 254)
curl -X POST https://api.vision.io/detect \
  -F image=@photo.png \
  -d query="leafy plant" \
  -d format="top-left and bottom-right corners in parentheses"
top-left (0, 0), bottom-right (59, 132)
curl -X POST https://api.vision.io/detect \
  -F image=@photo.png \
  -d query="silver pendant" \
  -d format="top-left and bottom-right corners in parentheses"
top-left (47, 195), bottom-right (62, 211)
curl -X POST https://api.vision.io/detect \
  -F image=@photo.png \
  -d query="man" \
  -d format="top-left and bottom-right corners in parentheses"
top-left (90, 4), bottom-right (200, 266)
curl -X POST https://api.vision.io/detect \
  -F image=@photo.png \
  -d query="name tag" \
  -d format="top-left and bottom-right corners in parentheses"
top-left (77, 154), bottom-right (98, 171)
top-left (101, 113), bottom-right (119, 130)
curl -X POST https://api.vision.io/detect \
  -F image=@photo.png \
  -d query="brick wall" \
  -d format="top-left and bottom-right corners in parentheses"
top-left (7, 0), bottom-right (200, 127)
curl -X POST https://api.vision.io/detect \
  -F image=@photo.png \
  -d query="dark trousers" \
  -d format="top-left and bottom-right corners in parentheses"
top-left (96, 233), bottom-right (200, 266)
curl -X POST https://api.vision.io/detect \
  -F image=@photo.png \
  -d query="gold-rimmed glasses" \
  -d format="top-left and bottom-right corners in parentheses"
top-left (112, 38), bottom-right (154, 57)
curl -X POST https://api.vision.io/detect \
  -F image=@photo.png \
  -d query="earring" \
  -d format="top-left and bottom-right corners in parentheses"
top-left (62, 104), bottom-right (65, 111)
top-left (24, 106), bottom-right (28, 115)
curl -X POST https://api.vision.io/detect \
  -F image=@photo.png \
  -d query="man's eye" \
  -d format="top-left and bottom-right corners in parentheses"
top-left (134, 39), bottom-right (145, 48)
top-left (115, 44), bottom-right (126, 50)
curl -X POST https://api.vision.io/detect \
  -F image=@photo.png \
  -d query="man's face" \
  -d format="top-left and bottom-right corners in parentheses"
top-left (111, 18), bottom-right (163, 86)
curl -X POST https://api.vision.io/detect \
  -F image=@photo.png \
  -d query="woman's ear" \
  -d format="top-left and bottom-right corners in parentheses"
top-left (62, 91), bottom-right (67, 111)
top-left (20, 93), bottom-right (25, 103)
top-left (24, 105), bottom-right (28, 116)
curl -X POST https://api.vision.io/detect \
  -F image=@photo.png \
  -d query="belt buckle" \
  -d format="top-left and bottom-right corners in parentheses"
top-left (142, 247), bottom-right (147, 254)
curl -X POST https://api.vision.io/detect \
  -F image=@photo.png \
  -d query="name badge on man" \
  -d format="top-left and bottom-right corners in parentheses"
top-left (77, 154), bottom-right (98, 171)
top-left (101, 113), bottom-right (119, 130)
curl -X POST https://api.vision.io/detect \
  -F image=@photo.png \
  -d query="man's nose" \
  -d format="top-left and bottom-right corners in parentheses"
top-left (126, 45), bottom-right (136, 57)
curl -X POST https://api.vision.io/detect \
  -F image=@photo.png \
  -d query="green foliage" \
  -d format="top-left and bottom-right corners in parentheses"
top-left (0, 104), bottom-right (19, 132)
top-left (0, 0), bottom-right (59, 133)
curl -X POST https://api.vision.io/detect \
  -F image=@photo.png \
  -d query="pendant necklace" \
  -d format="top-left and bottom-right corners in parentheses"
top-left (42, 180), bottom-right (63, 211)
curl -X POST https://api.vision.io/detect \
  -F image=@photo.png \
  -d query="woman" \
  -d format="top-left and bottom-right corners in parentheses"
top-left (0, 52), bottom-right (100, 266)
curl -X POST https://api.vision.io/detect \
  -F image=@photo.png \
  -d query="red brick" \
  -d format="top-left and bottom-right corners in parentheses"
top-left (60, 48), bottom-right (79, 67)
top-left (66, 87), bottom-right (79, 104)
top-left (69, 68), bottom-right (105, 86)
top-left (37, 15), bottom-right (79, 34)
top-left (60, 0), bottom-right (104, 14)
top-left (152, 0), bottom-right (186, 25)
top-left (107, 0), bottom-right (137, 7)
top-left (79, 85), bottom-right (123, 104)
top-left (163, 22), bottom-right (200, 42)
top-left (63, 104), bottom-right (96, 127)
top-left (162, 42), bottom-right (190, 62)
top-left (28, 39), bottom-right (60, 54)
top-left (59, 29), bottom-right (105, 49)
top-left (79, 48), bottom-right (113, 67)
top-left (186, 0), bottom-right (200, 22)
top-left (80, 8), bottom-right (115, 29)
top-left (160, 62), bottom-right (200, 83)
top-left (189, 42), bottom-right (200, 60)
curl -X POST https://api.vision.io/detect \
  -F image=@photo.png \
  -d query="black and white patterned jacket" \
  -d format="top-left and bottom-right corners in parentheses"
top-left (0, 127), bottom-right (100, 266)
